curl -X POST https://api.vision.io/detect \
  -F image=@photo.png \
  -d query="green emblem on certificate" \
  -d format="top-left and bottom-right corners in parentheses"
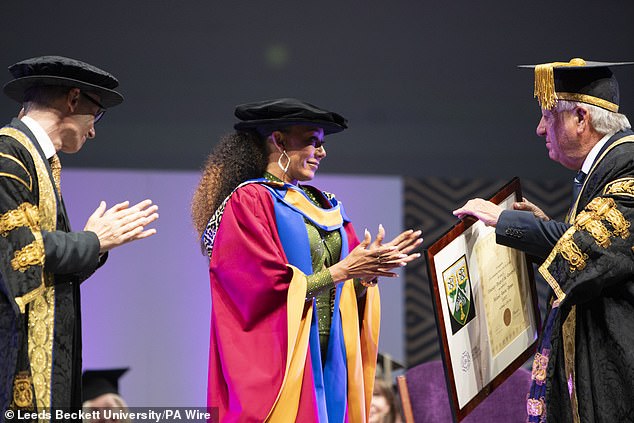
top-left (443, 255), bottom-right (475, 333)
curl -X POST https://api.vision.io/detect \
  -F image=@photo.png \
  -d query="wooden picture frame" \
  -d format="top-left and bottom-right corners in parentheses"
top-left (424, 177), bottom-right (541, 422)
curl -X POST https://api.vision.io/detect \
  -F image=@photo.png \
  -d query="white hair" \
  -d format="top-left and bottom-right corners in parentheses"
top-left (82, 393), bottom-right (131, 423)
top-left (555, 100), bottom-right (631, 135)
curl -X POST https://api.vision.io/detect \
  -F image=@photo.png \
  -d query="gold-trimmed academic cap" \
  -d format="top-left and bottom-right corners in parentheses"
top-left (82, 367), bottom-right (129, 402)
top-left (519, 58), bottom-right (634, 112)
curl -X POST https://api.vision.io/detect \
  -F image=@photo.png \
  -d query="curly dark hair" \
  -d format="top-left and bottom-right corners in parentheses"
top-left (191, 131), bottom-right (268, 236)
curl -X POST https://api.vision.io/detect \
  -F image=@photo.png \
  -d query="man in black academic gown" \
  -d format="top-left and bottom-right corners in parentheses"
top-left (0, 56), bottom-right (159, 420)
top-left (454, 59), bottom-right (634, 422)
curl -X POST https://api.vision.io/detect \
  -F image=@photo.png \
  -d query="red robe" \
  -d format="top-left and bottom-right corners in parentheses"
top-left (206, 183), bottom-right (379, 422)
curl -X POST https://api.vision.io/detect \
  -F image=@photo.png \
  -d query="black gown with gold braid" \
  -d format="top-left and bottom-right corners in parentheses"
top-left (0, 118), bottom-right (103, 420)
top-left (497, 129), bottom-right (634, 422)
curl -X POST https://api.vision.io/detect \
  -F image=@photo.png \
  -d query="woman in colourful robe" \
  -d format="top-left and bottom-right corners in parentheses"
top-left (191, 98), bottom-right (421, 422)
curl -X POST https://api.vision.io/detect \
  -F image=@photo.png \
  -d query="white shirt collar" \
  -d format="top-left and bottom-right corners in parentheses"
top-left (20, 115), bottom-right (57, 160)
top-left (581, 132), bottom-right (613, 175)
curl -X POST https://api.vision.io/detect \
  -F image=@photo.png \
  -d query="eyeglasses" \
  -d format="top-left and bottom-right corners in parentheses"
top-left (80, 92), bottom-right (106, 123)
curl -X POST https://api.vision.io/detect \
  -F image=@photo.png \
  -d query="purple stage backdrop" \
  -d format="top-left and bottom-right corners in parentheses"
top-left (62, 169), bottom-right (404, 406)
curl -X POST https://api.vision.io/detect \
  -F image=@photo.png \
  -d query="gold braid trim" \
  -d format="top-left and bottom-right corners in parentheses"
top-left (28, 288), bottom-right (55, 411)
top-left (557, 232), bottom-right (588, 272)
top-left (585, 196), bottom-right (615, 215)
top-left (581, 197), bottom-right (631, 241)
top-left (0, 203), bottom-right (40, 236)
top-left (605, 207), bottom-right (630, 239)
top-left (539, 226), bottom-right (585, 303)
top-left (574, 211), bottom-right (612, 248)
top-left (542, 197), bottom-right (631, 309)
top-left (563, 306), bottom-right (580, 423)
top-left (603, 177), bottom-right (634, 198)
top-left (556, 92), bottom-right (619, 112)
top-left (13, 282), bottom-right (45, 315)
top-left (0, 152), bottom-right (32, 191)
top-left (11, 371), bottom-right (35, 409)
top-left (0, 173), bottom-right (31, 192)
top-left (0, 128), bottom-right (56, 231)
top-left (543, 196), bottom-right (632, 304)
top-left (11, 237), bottom-right (45, 272)
top-left (538, 263), bottom-right (566, 303)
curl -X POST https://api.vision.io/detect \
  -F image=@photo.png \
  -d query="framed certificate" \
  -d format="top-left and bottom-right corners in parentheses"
top-left (424, 177), bottom-right (541, 422)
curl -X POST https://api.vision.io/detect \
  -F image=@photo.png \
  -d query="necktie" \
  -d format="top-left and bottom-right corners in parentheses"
top-left (48, 154), bottom-right (62, 194)
top-left (572, 170), bottom-right (586, 203)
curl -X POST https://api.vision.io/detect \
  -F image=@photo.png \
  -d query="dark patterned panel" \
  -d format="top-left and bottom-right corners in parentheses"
top-left (404, 177), bottom-right (571, 367)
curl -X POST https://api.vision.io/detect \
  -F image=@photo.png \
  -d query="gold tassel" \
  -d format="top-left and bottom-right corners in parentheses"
top-left (534, 58), bottom-right (586, 110)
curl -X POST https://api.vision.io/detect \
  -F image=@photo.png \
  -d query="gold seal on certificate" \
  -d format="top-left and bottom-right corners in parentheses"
top-left (425, 178), bottom-right (541, 422)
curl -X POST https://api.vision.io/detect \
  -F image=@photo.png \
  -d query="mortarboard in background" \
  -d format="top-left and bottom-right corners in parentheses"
top-left (82, 368), bottom-right (129, 402)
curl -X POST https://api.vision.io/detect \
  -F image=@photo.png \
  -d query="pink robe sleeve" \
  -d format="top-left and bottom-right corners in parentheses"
top-left (207, 184), bottom-right (307, 421)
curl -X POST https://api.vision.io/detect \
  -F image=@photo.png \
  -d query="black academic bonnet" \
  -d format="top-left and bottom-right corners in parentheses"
top-left (82, 368), bottom-right (129, 402)
top-left (3, 55), bottom-right (124, 108)
top-left (520, 58), bottom-right (634, 112)
top-left (234, 98), bottom-right (348, 135)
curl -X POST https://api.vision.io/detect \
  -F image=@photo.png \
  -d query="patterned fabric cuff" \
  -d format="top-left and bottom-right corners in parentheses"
top-left (306, 268), bottom-right (334, 299)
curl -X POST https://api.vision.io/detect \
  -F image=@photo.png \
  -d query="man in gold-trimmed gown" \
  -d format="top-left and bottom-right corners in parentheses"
top-left (0, 56), bottom-right (158, 421)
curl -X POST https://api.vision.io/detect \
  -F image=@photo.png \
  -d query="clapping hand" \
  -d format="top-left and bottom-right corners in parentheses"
top-left (84, 199), bottom-right (159, 253)
top-left (329, 225), bottom-right (422, 283)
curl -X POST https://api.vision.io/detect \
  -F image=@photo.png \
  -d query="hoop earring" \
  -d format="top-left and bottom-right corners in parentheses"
top-left (277, 150), bottom-right (290, 174)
